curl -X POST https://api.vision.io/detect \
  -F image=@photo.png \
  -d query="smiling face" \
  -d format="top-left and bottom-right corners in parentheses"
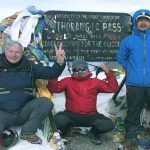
top-left (136, 17), bottom-right (150, 31)
top-left (71, 59), bottom-right (89, 77)
top-left (5, 45), bottom-right (23, 64)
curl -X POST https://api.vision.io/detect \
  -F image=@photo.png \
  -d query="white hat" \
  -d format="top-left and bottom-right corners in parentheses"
top-left (136, 12), bottom-right (150, 21)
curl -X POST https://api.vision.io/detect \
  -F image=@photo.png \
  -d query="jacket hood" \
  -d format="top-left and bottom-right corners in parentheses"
top-left (132, 9), bottom-right (150, 34)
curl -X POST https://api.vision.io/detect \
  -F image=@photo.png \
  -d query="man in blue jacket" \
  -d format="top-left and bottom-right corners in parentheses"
top-left (117, 9), bottom-right (150, 149)
top-left (0, 41), bottom-right (66, 144)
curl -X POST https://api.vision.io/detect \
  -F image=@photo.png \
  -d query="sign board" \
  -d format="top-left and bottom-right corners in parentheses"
top-left (42, 11), bottom-right (132, 61)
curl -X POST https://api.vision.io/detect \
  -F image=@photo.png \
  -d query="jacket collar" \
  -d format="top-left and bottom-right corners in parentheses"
top-left (71, 72), bottom-right (92, 81)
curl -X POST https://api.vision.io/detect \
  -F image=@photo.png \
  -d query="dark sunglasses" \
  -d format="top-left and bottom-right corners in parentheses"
top-left (72, 67), bottom-right (88, 73)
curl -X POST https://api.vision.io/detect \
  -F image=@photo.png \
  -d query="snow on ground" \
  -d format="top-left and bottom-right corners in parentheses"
top-left (8, 64), bottom-right (126, 150)
top-left (10, 129), bottom-right (51, 150)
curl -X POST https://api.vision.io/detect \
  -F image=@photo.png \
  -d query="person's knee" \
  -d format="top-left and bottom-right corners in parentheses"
top-left (38, 97), bottom-right (54, 111)
top-left (54, 113), bottom-right (71, 128)
top-left (93, 119), bottom-right (115, 133)
top-left (108, 121), bottom-right (115, 131)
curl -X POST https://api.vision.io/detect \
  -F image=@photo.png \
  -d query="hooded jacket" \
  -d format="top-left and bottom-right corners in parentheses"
top-left (48, 72), bottom-right (118, 115)
top-left (117, 9), bottom-right (150, 87)
top-left (0, 54), bottom-right (65, 113)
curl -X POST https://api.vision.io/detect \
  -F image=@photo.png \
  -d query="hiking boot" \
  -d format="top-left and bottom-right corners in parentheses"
top-left (20, 134), bottom-right (42, 144)
top-left (137, 129), bottom-right (150, 140)
top-left (70, 127), bottom-right (88, 136)
top-left (88, 128), bottom-right (103, 145)
top-left (62, 137), bottom-right (71, 145)
top-left (59, 130), bottom-right (72, 145)
top-left (90, 133), bottom-right (103, 145)
top-left (122, 138), bottom-right (138, 150)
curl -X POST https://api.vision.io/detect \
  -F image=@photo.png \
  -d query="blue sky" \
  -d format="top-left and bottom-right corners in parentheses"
top-left (0, 0), bottom-right (150, 20)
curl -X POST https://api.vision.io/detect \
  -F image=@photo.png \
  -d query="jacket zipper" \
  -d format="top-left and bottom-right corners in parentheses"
top-left (143, 34), bottom-right (146, 86)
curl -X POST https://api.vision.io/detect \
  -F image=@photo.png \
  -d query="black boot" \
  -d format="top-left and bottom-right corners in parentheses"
top-left (59, 129), bottom-right (72, 145)
top-left (91, 133), bottom-right (103, 145)
top-left (89, 128), bottom-right (103, 145)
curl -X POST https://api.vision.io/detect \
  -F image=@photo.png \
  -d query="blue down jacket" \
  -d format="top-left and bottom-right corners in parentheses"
top-left (0, 54), bottom-right (65, 113)
top-left (117, 9), bottom-right (150, 87)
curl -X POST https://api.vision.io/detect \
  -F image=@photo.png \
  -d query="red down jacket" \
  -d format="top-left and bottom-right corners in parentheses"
top-left (48, 72), bottom-right (118, 115)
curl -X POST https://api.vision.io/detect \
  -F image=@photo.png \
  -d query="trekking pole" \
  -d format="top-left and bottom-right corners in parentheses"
top-left (48, 111), bottom-right (58, 133)
top-left (112, 75), bottom-right (126, 105)
top-left (86, 63), bottom-right (103, 77)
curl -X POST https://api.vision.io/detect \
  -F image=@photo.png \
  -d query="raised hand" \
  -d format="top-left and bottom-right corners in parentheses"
top-left (99, 64), bottom-right (110, 73)
top-left (54, 43), bottom-right (66, 65)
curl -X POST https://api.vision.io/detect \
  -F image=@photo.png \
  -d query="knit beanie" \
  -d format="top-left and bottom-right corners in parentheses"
top-left (72, 59), bottom-right (88, 69)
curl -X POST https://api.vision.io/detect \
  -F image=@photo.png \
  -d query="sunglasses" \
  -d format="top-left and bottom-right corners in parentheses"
top-left (72, 67), bottom-right (88, 73)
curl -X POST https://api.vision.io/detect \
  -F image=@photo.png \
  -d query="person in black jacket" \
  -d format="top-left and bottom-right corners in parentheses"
top-left (0, 40), bottom-right (66, 144)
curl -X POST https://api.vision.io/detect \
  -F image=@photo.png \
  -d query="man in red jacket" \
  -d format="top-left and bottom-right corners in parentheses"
top-left (48, 59), bottom-right (118, 145)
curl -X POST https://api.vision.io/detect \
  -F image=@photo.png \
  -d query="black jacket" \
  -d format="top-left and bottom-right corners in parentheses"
top-left (0, 54), bottom-right (65, 112)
